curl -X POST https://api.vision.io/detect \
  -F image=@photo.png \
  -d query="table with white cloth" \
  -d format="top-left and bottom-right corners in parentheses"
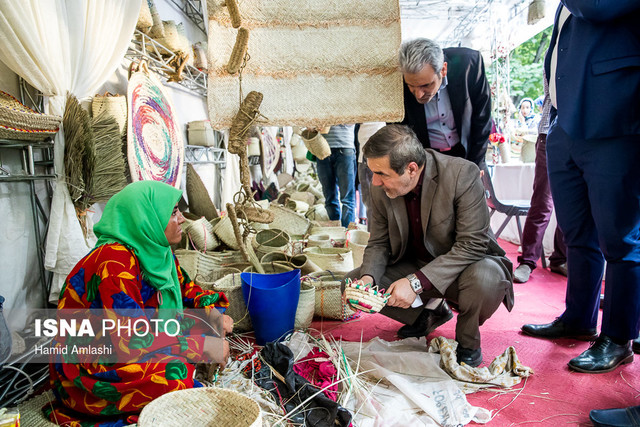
top-left (488, 161), bottom-right (557, 257)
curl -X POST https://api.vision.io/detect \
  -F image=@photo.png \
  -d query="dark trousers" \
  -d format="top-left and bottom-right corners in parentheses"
top-left (547, 120), bottom-right (640, 341)
top-left (517, 133), bottom-right (567, 269)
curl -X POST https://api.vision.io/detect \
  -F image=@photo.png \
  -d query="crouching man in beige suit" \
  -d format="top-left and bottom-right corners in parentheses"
top-left (345, 124), bottom-right (513, 367)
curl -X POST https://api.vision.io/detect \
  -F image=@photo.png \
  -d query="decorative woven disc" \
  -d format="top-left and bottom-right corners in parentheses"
top-left (127, 65), bottom-right (184, 187)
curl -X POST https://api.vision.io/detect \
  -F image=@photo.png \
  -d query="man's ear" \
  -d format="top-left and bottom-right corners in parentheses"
top-left (407, 161), bottom-right (419, 176)
top-left (441, 61), bottom-right (448, 79)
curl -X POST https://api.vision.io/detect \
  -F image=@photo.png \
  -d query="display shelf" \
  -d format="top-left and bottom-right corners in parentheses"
top-left (167, 0), bottom-right (207, 35)
top-left (125, 30), bottom-right (207, 97)
top-left (184, 145), bottom-right (225, 166)
top-left (0, 138), bottom-right (54, 305)
top-left (0, 336), bottom-right (52, 408)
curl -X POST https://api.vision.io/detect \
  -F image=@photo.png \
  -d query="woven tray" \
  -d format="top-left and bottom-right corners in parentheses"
top-left (344, 278), bottom-right (389, 313)
top-left (138, 387), bottom-right (262, 426)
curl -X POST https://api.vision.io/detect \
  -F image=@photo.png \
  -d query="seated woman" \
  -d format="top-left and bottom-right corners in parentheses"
top-left (46, 180), bottom-right (233, 426)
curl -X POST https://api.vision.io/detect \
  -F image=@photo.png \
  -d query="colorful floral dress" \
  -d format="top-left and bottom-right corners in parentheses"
top-left (46, 243), bottom-right (229, 426)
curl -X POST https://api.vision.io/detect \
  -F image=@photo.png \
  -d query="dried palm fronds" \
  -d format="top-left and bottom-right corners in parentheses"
top-left (63, 93), bottom-right (93, 208)
top-left (89, 110), bottom-right (127, 204)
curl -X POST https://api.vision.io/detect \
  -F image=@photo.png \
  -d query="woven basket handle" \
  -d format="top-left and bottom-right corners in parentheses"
top-left (128, 59), bottom-right (150, 79)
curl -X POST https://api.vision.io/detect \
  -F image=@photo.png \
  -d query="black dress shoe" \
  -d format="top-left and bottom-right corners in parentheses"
top-left (633, 336), bottom-right (640, 354)
top-left (457, 345), bottom-right (482, 367)
top-left (568, 335), bottom-right (633, 373)
top-left (521, 318), bottom-right (597, 341)
top-left (397, 301), bottom-right (453, 339)
top-left (549, 263), bottom-right (568, 277)
top-left (590, 405), bottom-right (640, 426)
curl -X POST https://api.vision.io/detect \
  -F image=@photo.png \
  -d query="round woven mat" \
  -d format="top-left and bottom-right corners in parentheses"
top-left (138, 387), bottom-right (262, 427)
top-left (127, 65), bottom-right (184, 187)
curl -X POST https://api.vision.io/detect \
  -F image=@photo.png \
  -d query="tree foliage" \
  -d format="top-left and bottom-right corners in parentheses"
top-left (508, 26), bottom-right (552, 104)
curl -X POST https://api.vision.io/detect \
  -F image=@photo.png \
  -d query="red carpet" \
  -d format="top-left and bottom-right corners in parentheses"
top-left (310, 239), bottom-right (640, 426)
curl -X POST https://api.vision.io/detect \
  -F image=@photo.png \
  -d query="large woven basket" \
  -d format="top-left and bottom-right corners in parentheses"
top-left (243, 262), bottom-right (293, 274)
top-left (212, 273), bottom-right (252, 331)
top-left (92, 92), bottom-right (127, 135)
top-left (268, 204), bottom-right (311, 236)
top-left (346, 229), bottom-right (370, 268)
top-left (0, 91), bottom-right (61, 141)
top-left (175, 249), bottom-right (221, 280)
top-left (138, 387), bottom-right (262, 426)
top-left (195, 267), bottom-right (242, 289)
top-left (252, 229), bottom-right (291, 259)
top-left (307, 234), bottom-right (332, 248)
top-left (309, 226), bottom-right (347, 240)
top-left (261, 252), bottom-right (321, 275)
top-left (304, 247), bottom-right (354, 272)
top-left (303, 271), bottom-right (358, 320)
top-left (186, 163), bottom-right (219, 221)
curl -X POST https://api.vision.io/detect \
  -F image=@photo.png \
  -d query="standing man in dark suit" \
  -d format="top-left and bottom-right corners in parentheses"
top-left (345, 125), bottom-right (513, 367)
top-left (522, 2), bottom-right (640, 374)
top-left (399, 38), bottom-right (492, 169)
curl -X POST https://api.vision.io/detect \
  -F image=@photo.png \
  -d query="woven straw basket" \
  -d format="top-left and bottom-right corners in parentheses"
top-left (0, 91), bottom-right (61, 141)
top-left (307, 234), bottom-right (332, 248)
top-left (286, 199), bottom-right (309, 214)
top-left (212, 215), bottom-right (241, 250)
top-left (252, 229), bottom-right (291, 259)
top-left (344, 278), bottom-right (389, 313)
top-left (158, 20), bottom-right (182, 52)
top-left (309, 226), bottom-right (347, 240)
top-left (301, 129), bottom-right (331, 160)
top-left (305, 204), bottom-right (330, 222)
top-left (346, 229), bottom-right (370, 268)
top-left (148, 0), bottom-right (164, 39)
top-left (303, 271), bottom-right (358, 320)
top-left (175, 249), bottom-right (221, 280)
top-left (195, 267), bottom-right (242, 289)
top-left (185, 217), bottom-right (219, 251)
top-left (304, 247), bottom-right (354, 272)
top-left (243, 262), bottom-right (293, 274)
top-left (137, 0), bottom-right (153, 33)
top-left (290, 191), bottom-right (316, 206)
top-left (138, 387), bottom-right (262, 427)
top-left (261, 252), bottom-right (321, 276)
top-left (295, 281), bottom-right (316, 329)
top-left (268, 204), bottom-right (311, 236)
top-left (92, 92), bottom-right (128, 136)
top-left (212, 273), bottom-right (252, 331)
top-left (186, 163), bottom-right (219, 221)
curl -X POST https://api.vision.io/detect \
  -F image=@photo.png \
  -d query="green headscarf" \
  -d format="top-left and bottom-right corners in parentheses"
top-left (93, 180), bottom-right (183, 317)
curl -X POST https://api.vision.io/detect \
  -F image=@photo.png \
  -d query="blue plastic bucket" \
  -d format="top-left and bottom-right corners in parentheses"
top-left (241, 269), bottom-right (301, 345)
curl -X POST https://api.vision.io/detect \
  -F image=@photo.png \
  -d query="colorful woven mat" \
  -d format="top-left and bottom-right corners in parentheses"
top-left (127, 62), bottom-right (184, 187)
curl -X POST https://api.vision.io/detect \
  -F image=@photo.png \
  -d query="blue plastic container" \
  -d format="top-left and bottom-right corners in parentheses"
top-left (241, 269), bottom-right (301, 345)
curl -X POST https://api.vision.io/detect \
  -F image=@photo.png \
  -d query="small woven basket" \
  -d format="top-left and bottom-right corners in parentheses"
top-left (303, 271), bottom-right (359, 321)
top-left (304, 247), bottom-right (354, 272)
top-left (301, 129), bottom-right (331, 160)
top-left (92, 92), bottom-right (127, 135)
top-left (212, 215), bottom-right (241, 250)
top-left (285, 199), bottom-right (309, 214)
top-left (305, 204), bottom-right (330, 222)
top-left (290, 191), bottom-right (316, 206)
top-left (307, 234), bottom-right (332, 248)
top-left (261, 252), bottom-right (321, 276)
top-left (295, 281), bottom-right (316, 329)
top-left (185, 217), bottom-right (219, 251)
top-left (344, 278), bottom-right (389, 313)
top-left (138, 387), bottom-right (262, 427)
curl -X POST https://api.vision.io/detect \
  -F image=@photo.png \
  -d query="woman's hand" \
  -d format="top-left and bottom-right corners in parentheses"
top-left (203, 336), bottom-right (230, 369)
top-left (222, 314), bottom-right (234, 336)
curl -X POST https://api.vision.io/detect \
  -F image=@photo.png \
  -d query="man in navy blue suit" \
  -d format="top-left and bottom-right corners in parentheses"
top-left (522, 2), bottom-right (640, 374)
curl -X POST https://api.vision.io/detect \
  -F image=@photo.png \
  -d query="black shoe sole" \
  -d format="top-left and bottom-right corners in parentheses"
top-left (568, 354), bottom-right (634, 374)
top-left (521, 328), bottom-right (598, 341)
top-left (397, 311), bottom-right (454, 339)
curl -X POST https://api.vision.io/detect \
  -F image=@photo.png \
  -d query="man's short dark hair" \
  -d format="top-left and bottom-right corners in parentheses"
top-left (363, 125), bottom-right (426, 174)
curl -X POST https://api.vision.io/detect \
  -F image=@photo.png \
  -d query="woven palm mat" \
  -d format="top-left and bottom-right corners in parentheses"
top-left (207, 0), bottom-right (403, 128)
top-left (127, 62), bottom-right (184, 187)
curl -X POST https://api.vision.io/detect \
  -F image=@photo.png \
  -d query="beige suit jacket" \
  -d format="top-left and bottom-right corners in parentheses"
top-left (361, 150), bottom-right (514, 310)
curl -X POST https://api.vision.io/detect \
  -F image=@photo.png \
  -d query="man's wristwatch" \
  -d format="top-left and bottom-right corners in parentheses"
top-left (406, 273), bottom-right (423, 295)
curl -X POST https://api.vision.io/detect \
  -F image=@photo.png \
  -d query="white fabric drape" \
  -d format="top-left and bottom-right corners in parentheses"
top-left (0, 0), bottom-right (141, 301)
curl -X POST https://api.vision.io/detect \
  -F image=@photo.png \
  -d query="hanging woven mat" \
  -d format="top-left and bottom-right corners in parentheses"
top-left (127, 60), bottom-right (184, 187)
top-left (138, 387), bottom-right (262, 426)
top-left (0, 91), bottom-right (61, 141)
top-left (344, 278), bottom-right (389, 313)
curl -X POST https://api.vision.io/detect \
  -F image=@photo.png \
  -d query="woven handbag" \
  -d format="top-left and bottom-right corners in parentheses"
top-left (300, 129), bottom-right (331, 160)
top-left (0, 91), bottom-right (61, 141)
top-left (252, 229), bottom-right (291, 259)
top-left (344, 278), bottom-right (389, 313)
top-left (304, 247), bottom-right (354, 272)
top-left (303, 271), bottom-right (359, 321)
top-left (92, 92), bottom-right (127, 135)
top-left (138, 387), bottom-right (262, 426)
top-left (185, 217), bottom-right (219, 251)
